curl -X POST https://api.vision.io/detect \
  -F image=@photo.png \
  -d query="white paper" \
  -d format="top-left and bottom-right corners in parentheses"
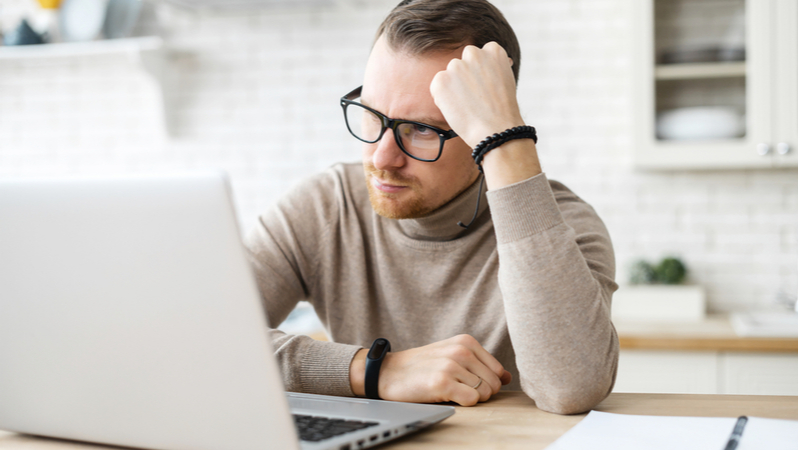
top-left (546, 411), bottom-right (798, 450)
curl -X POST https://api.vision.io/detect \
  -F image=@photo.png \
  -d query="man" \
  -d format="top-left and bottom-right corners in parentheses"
top-left (245, 0), bottom-right (618, 415)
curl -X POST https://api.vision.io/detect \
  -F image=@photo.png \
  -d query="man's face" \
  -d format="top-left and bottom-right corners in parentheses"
top-left (360, 35), bottom-right (479, 219)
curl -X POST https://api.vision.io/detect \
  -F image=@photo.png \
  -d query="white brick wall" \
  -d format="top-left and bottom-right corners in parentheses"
top-left (0, 0), bottom-right (796, 313)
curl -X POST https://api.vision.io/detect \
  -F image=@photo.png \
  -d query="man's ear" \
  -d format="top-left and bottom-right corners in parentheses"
top-left (509, 57), bottom-right (514, 67)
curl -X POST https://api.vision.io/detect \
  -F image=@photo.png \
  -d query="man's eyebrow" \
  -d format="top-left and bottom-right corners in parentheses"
top-left (414, 117), bottom-right (450, 130)
top-left (360, 97), bottom-right (450, 130)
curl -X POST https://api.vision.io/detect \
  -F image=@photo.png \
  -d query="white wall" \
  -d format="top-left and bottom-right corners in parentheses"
top-left (0, 0), bottom-right (796, 313)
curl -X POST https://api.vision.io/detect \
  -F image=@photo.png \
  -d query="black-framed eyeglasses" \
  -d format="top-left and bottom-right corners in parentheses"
top-left (340, 86), bottom-right (458, 162)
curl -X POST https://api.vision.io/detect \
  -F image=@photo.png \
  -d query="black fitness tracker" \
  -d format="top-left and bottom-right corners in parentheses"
top-left (365, 338), bottom-right (391, 400)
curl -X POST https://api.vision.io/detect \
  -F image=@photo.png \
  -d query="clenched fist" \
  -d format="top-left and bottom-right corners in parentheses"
top-left (350, 334), bottom-right (512, 406)
top-left (430, 42), bottom-right (524, 149)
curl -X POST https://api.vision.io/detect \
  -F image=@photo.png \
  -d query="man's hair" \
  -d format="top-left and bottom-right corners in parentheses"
top-left (375, 0), bottom-right (521, 83)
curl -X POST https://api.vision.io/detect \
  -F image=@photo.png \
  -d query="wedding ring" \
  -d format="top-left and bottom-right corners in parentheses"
top-left (471, 377), bottom-right (483, 390)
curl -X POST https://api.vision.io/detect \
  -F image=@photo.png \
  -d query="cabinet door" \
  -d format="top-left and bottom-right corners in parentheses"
top-left (615, 350), bottom-right (718, 394)
top-left (745, 0), bottom-right (775, 165)
top-left (720, 352), bottom-right (798, 395)
top-left (773, 0), bottom-right (798, 167)
top-left (632, 0), bottom-right (782, 169)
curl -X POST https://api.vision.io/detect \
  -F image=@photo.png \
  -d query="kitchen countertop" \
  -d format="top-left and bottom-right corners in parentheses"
top-left (615, 314), bottom-right (798, 353)
top-left (311, 315), bottom-right (796, 352)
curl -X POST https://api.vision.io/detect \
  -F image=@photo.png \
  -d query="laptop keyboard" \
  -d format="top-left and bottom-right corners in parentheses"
top-left (293, 414), bottom-right (379, 442)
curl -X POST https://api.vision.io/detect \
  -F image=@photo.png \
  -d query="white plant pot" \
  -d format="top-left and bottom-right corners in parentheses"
top-left (612, 285), bottom-right (706, 322)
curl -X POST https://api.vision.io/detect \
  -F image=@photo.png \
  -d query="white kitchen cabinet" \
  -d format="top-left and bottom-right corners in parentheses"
top-left (615, 350), bottom-right (719, 394)
top-left (631, 0), bottom-right (797, 169)
top-left (720, 352), bottom-right (799, 395)
top-left (615, 349), bottom-right (798, 395)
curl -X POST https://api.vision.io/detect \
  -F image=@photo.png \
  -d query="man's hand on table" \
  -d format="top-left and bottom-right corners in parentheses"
top-left (349, 334), bottom-right (512, 406)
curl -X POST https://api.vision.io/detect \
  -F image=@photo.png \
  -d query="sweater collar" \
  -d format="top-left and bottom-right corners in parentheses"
top-left (394, 174), bottom-right (490, 241)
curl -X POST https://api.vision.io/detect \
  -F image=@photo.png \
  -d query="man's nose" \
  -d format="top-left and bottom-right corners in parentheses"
top-left (371, 127), bottom-right (407, 171)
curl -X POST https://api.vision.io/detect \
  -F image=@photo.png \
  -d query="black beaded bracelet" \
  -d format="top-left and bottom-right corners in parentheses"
top-left (471, 125), bottom-right (538, 166)
top-left (457, 125), bottom-right (538, 230)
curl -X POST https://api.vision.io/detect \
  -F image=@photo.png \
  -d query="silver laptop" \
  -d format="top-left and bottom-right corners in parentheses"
top-left (0, 172), bottom-right (454, 450)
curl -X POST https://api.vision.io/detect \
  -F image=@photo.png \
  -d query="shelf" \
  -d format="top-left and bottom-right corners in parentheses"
top-left (655, 62), bottom-right (746, 80)
top-left (0, 36), bottom-right (172, 137)
top-left (0, 36), bottom-right (163, 60)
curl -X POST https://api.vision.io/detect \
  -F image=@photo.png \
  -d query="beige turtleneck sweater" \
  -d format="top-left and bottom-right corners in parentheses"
top-left (245, 162), bottom-right (619, 415)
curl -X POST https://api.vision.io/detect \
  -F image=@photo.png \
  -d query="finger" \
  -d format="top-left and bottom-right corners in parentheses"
top-left (501, 370), bottom-right (513, 385)
top-left (442, 345), bottom-right (501, 399)
top-left (460, 352), bottom-right (503, 394)
top-left (465, 374), bottom-right (493, 403)
top-left (486, 41), bottom-right (509, 59)
top-left (445, 55), bottom-right (463, 74)
top-left (447, 361), bottom-right (493, 403)
top-left (482, 41), bottom-right (501, 51)
top-left (474, 348), bottom-right (506, 380)
top-left (460, 44), bottom-right (481, 63)
top-left (456, 336), bottom-right (507, 382)
top-left (448, 379), bottom-right (482, 406)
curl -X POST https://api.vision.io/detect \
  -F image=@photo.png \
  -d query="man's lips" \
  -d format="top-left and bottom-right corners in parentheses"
top-left (371, 176), bottom-right (409, 194)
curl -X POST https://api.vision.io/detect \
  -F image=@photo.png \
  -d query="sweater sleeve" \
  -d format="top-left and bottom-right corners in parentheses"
top-left (244, 169), bottom-right (363, 397)
top-left (486, 172), bottom-right (619, 415)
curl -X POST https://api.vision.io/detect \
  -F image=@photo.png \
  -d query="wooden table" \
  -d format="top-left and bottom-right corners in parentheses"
top-left (0, 392), bottom-right (796, 450)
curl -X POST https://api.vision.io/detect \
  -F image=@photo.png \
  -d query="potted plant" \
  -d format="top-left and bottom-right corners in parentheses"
top-left (612, 257), bottom-right (706, 322)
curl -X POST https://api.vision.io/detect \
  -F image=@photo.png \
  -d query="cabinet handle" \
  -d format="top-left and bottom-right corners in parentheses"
top-left (776, 142), bottom-right (791, 155)
top-left (756, 143), bottom-right (771, 156)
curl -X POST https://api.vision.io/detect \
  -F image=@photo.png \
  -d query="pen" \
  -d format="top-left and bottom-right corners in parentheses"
top-left (723, 416), bottom-right (748, 450)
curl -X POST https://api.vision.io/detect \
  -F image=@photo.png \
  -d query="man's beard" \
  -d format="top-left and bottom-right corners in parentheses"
top-left (363, 162), bottom-right (432, 219)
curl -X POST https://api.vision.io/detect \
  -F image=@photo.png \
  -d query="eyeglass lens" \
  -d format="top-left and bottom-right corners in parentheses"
top-left (345, 103), bottom-right (442, 161)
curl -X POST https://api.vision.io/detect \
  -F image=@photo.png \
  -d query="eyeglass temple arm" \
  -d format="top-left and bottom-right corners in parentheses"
top-left (343, 86), bottom-right (363, 101)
